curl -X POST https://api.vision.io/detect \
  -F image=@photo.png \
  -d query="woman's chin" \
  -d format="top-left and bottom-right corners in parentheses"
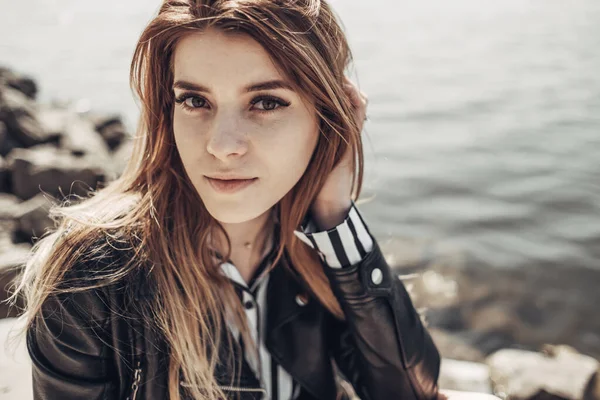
top-left (202, 201), bottom-right (272, 225)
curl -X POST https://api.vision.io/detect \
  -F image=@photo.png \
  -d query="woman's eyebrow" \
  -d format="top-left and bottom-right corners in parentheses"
top-left (172, 79), bottom-right (294, 93)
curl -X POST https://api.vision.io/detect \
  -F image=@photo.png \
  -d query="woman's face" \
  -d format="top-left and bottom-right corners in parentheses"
top-left (172, 28), bottom-right (320, 224)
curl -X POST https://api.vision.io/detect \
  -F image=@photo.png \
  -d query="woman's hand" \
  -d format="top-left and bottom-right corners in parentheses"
top-left (310, 76), bottom-right (369, 230)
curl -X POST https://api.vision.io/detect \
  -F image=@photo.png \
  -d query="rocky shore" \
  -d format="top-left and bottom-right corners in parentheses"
top-left (0, 66), bottom-right (598, 400)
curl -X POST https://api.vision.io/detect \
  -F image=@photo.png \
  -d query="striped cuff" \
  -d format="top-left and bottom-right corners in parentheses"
top-left (293, 201), bottom-right (374, 268)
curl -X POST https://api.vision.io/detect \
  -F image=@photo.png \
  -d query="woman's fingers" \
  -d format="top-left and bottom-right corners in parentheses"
top-left (343, 77), bottom-right (367, 108)
top-left (342, 76), bottom-right (368, 126)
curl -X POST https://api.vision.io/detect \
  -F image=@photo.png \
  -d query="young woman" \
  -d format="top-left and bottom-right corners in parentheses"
top-left (10, 0), bottom-right (441, 399)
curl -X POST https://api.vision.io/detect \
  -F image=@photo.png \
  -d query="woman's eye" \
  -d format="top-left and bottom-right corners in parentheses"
top-left (254, 99), bottom-right (279, 111)
top-left (187, 96), bottom-right (206, 108)
top-left (176, 95), bottom-right (206, 109)
top-left (251, 96), bottom-right (291, 113)
top-left (174, 93), bottom-right (290, 114)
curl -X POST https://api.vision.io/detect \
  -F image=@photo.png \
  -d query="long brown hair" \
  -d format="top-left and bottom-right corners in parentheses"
top-left (8, 0), bottom-right (365, 398)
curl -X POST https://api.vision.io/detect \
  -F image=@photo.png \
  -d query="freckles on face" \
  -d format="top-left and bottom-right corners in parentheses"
top-left (171, 28), bottom-right (320, 224)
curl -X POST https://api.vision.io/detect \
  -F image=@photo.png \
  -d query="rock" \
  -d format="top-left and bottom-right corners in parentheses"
top-left (429, 327), bottom-right (487, 362)
top-left (439, 389), bottom-right (501, 400)
top-left (426, 305), bottom-right (466, 332)
top-left (7, 145), bottom-right (106, 200)
top-left (0, 66), bottom-right (38, 99)
top-left (585, 371), bottom-right (600, 400)
top-left (0, 194), bottom-right (29, 316)
top-left (59, 113), bottom-right (111, 159)
top-left (0, 86), bottom-right (60, 148)
top-left (0, 193), bottom-right (20, 220)
top-left (14, 194), bottom-right (54, 243)
top-left (0, 218), bottom-right (17, 245)
top-left (439, 358), bottom-right (492, 393)
top-left (0, 120), bottom-right (21, 157)
top-left (469, 303), bottom-right (515, 335)
top-left (467, 330), bottom-right (517, 358)
top-left (398, 247), bottom-right (600, 362)
top-left (486, 346), bottom-right (599, 400)
top-left (89, 113), bottom-right (128, 150)
top-left (88, 112), bottom-right (119, 131)
top-left (37, 106), bottom-right (71, 140)
top-left (0, 195), bottom-right (29, 317)
top-left (0, 155), bottom-right (10, 193)
top-left (0, 120), bottom-right (6, 149)
top-left (111, 138), bottom-right (134, 177)
top-left (0, 318), bottom-right (33, 399)
top-left (0, 193), bottom-right (20, 243)
top-left (0, 242), bottom-right (30, 318)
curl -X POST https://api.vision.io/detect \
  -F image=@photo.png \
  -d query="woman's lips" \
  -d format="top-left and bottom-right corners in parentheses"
top-left (205, 177), bottom-right (258, 194)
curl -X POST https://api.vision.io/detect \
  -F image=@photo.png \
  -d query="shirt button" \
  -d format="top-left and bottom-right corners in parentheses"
top-left (244, 300), bottom-right (254, 310)
top-left (371, 268), bottom-right (383, 285)
top-left (295, 293), bottom-right (308, 306)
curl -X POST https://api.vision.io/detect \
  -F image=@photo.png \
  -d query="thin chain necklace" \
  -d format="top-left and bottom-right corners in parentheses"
top-left (209, 209), bottom-right (278, 264)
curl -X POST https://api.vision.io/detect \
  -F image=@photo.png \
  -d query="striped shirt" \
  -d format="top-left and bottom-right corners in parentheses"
top-left (219, 201), bottom-right (374, 399)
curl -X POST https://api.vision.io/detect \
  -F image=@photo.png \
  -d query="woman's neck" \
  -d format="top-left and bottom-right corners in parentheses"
top-left (211, 207), bottom-right (276, 284)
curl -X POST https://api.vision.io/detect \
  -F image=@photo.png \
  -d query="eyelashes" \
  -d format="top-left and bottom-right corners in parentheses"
top-left (174, 92), bottom-right (291, 114)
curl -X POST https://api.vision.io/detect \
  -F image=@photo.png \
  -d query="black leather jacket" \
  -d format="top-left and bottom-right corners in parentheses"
top-left (27, 239), bottom-right (441, 400)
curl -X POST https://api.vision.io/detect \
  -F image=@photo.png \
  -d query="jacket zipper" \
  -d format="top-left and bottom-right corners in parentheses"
top-left (219, 386), bottom-right (267, 394)
top-left (127, 359), bottom-right (143, 400)
top-left (180, 381), bottom-right (268, 395)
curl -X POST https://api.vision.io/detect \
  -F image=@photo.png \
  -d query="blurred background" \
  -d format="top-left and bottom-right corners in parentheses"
top-left (0, 0), bottom-right (599, 398)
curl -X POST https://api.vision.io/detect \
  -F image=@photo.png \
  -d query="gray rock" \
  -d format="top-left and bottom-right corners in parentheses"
top-left (0, 193), bottom-right (20, 220)
top-left (0, 242), bottom-right (30, 318)
top-left (0, 318), bottom-right (33, 398)
top-left (60, 113), bottom-right (111, 160)
top-left (111, 138), bottom-right (134, 178)
top-left (89, 113), bottom-right (128, 150)
top-left (0, 155), bottom-right (9, 193)
top-left (37, 106), bottom-right (71, 139)
top-left (439, 390), bottom-right (501, 400)
top-left (7, 145), bottom-right (106, 200)
top-left (88, 112), bottom-right (120, 131)
top-left (14, 194), bottom-right (54, 243)
top-left (0, 86), bottom-right (60, 148)
top-left (0, 219), bottom-right (17, 245)
top-left (439, 358), bottom-right (492, 393)
top-left (394, 243), bottom-right (600, 363)
top-left (0, 193), bottom-right (20, 243)
top-left (0, 237), bottom-right (29, 269)
top-left (0, 120), bottom-right (5, 149)
top-left (585, 372), bottom-right (600, 400)
top-left (486, 346), bottom-right (599, 400)
top-left (0, 66), bottom-right (38, 99)
top-left (429, 327), bottom-right (487, 362)
top-left (427, 305), bottom-right (466, 331)
top-left (0, 120), bottom-right (21, 157)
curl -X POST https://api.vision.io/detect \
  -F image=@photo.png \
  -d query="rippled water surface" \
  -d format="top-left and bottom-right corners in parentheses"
top-left (1, 0), bottom-right (598, 270)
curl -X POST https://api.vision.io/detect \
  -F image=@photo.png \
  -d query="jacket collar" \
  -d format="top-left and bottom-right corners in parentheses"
top-left (265, 253), bottom-right (308, 332)
top-left (265, 253), bottom-right (337, 400)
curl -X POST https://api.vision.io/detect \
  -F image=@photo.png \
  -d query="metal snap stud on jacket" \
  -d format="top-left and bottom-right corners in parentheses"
top-left (371, 268), bottom-right (383, 285)
top-left (295, 293), bottom-right (309, 306)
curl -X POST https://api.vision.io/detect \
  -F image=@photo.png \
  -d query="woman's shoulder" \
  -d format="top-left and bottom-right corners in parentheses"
top-left (33, 225), bottom-right (148, 332)
top-left (25, 196), bottom-right (149, 341)
top-left (26, 228), bottom-right (144, 392)
top-left (49, 223), bottom-right (144, 297)
top-left (43, 189), bottom-right (147, 290)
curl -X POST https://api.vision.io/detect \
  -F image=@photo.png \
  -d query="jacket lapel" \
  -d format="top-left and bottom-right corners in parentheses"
top-left (265, 255), bottom-right (337, 400)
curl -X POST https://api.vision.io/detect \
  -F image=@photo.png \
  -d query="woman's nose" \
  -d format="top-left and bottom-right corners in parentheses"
top-left (206, 117), bottom-right (249, 160)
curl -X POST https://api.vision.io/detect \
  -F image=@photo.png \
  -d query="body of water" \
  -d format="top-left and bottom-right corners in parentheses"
top-left (1, 0), bottom-right (599, 270)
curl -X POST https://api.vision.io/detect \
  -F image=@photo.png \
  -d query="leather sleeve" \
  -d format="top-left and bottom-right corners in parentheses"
top-left (325, 239), bottom-right (441, 400)
top-left (26, 269), bottom-right (119, 399)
